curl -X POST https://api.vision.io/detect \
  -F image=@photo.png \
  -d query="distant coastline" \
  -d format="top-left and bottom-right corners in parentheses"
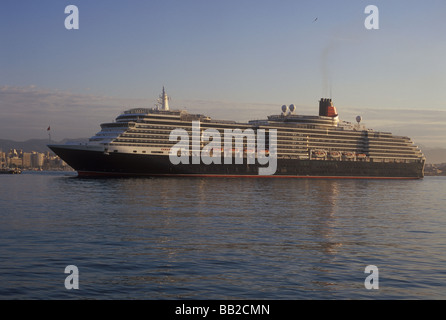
top-left (424, 164), bottom-right (446, 176)
top-left (0, 138), bottom-right (88, 154)
top-left (0, 138), bottom-right (83, 171)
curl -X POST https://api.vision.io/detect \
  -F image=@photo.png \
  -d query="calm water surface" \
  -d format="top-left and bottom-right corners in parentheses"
top-left (0, 172), bottom-right (445, 299)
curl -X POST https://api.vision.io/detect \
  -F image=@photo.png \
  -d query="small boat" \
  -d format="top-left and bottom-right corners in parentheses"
top-left (0, 168), bottom-right (22, 174)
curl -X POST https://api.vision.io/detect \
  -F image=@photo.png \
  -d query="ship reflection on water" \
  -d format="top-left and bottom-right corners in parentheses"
top-left (2, 172), bottom-right (444, 299)
top-left (61, 176), bottom-right (384, 297)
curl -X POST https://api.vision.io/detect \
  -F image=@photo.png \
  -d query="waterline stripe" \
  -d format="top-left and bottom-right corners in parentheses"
top-left (77, 171), bottom-right (421, 179)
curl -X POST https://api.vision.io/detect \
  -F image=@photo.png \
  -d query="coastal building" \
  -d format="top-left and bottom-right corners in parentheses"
top-left (31, 152), bottom-right (44, 169)
top-left (0, 151), bottom-right (6, 168)
top-left (22, 152), bottom-right (32, 168)
top-left (0, 148), bottom-right (71, 171)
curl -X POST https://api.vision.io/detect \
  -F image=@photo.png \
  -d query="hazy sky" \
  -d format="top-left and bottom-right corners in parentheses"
top-left (1, 0), bottom-right (445, 148)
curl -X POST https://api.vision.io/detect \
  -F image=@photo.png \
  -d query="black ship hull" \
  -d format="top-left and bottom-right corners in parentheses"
top-left (49, 145), bottom-right (425, 179)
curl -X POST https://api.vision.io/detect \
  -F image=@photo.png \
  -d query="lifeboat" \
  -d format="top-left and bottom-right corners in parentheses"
top-left (343, 152), bottom-right (355, 159)
top-left (356, 153), bottom-right (367, 159)
top-left (330, 151), bottom-right (341, 158)
top-left (312, 149), bottom-right (327, 158)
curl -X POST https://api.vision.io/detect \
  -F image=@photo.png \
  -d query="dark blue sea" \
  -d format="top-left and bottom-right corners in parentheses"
top-left (1, 171), bottom-right (445, 300)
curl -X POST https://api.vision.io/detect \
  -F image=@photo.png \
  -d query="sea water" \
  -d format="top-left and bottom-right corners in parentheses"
top-left (0, 172), bottom-right (445, 299)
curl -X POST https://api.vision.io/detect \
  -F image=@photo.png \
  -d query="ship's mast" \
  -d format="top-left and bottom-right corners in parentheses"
top-left (160, 86), bottom-right (170, 111)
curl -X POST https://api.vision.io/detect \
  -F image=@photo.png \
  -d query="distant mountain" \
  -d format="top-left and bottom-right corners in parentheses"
top-left (0, 138), bottom-right (88, 153)
top-left (422, 147), bottom-right (446, 164)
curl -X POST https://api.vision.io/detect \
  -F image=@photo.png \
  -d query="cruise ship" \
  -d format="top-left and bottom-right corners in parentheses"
top-left (48, 88), bottom-right (425, 178)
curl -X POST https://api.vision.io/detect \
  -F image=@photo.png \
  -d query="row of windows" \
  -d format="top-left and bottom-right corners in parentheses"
top-left (125, 127), bottom-right (412, 148)
top-left (111, 144), bottom-right (420, 163)
top-left (113, 116), bottom-right (412, 144)
top-left (113, 137), bottom-right (420, 156)
top-left (112, 147), bottom-right (420, 164)
top-left (121, 130), bottom-right (414, 147)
